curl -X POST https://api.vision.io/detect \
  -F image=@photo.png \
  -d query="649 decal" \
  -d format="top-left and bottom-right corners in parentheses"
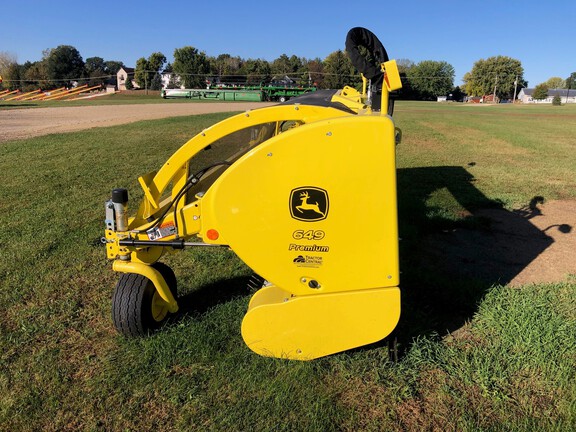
top-left (292, 230), bottom-right (325, 240)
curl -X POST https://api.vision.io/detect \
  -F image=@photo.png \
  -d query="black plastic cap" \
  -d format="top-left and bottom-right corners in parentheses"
top-left (111, 188), bottom-right (128, 204)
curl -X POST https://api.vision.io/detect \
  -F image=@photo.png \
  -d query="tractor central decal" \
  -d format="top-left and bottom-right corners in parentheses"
top-left (289, 187), bottom-right (329, 222)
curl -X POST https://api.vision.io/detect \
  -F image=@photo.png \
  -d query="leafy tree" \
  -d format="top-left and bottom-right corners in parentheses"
top-left (85, 56), bottom-right (107, 86)
top-left (85, 56), bottom-right (105, 74)
top-left (0, 51), bottom-right (18, 89)
top-left (105, 60), bottom-right (124, 75)
top-left (240, 59), bottom-right (271, 85)
top-left (134, 57), bottom-right (149, 88)
top-left (148, 52), bottom-right (166, 75)
top-left (407, 60), bottom-right (455, 100)
top-left (271, 54), bottom-right (291, 75)
top-left (303, 58), bottom-right (324, 88)
top-left (544, 77), bottom-right (565, 89)
top-left (449, 86), bottom-right (465, 102)
top-left (552, 94), bottom-right (561, 105)
top-left (124, 70), bottom-right (134, 89)
top-left (134, 53), bottom-right (166, 89)
top-left (566, 72), bottom-right (576, 90)
top-left (3, 61), bottom-right (21, 90)
top-left (0, 51), bottom-right (17, 87)
top-left (395, 58), bottom-right (416, 99)
top-left (173, 46), bottom-right (210, 88)
top-left (533, 83), bottom-right (549, 100)
top-left (209, 54), bottom-right (243, 84)
top-left (323, 50), bottom-right (356, 89)
top-left (463, 56), bottom-right (526, 98)
top-left (45, 45), bottom-right (85, 88)
top-left (150, 73), bottom-right (163, 90)
top-left (24, 61), bottom-right (49, 90)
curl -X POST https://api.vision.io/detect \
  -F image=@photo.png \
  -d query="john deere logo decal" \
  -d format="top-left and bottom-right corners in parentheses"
top-left (290, 187), bottom-right (329, 222)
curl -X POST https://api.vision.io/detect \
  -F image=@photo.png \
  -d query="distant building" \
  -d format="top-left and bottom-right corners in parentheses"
top-left (117, 67), bottom-right (138, 90)
top-left (517, 88), bottom-right (576, 104)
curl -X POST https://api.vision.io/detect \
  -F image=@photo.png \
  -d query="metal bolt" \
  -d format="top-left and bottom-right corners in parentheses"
top-left (326, 131), bottom-right (332, 136)
top-left (308, 280), bottom-right (320, 289)
top-left (267, 152), bottom-right (273, 157)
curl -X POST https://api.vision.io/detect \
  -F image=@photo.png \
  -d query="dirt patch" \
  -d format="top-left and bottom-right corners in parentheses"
top-left (0, 102), bottom-right (273, 143)
top-left (418, 199), bottom-right (576, 286)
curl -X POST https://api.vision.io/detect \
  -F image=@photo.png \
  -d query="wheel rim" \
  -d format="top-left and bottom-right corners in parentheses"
top-left (151, 291), bottom-right (169, 322)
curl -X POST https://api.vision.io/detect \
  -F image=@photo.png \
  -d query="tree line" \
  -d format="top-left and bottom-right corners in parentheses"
top-left (0, 45), bottom-right (460, 100)
top-left (3, 44), bottom-right (571, 100)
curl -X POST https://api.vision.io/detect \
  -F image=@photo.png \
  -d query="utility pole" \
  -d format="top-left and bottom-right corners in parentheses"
top-left (512, 75), bottom-right (518, 103)
top-left (492, 74), bottom-right (498, 104)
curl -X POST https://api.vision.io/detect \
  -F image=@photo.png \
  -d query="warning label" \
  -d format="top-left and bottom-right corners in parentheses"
top-left (147, 221), bottom-right (176, 240)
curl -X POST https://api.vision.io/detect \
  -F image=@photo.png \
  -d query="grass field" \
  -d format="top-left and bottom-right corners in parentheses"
top-left (1, 102), bottom-right (575, 431)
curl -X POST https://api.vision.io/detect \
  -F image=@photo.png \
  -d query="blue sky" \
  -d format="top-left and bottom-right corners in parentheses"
top-left (1, 0), bottom-right (575, 87)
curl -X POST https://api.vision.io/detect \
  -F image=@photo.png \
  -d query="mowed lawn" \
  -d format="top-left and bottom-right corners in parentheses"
top-left (1, 102), bottom-right (575, 431)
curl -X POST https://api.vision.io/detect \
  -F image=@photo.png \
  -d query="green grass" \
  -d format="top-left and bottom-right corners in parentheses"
top-left (1, 103), bottom-right (575, 430)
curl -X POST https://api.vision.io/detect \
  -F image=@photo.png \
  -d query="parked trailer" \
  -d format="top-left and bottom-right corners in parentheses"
top-left (162, 88), bottom-right (263, 102)
top-left (161, 85), bottom-right (317, 102)
top-left (261, 85), bottom-right (317, 102)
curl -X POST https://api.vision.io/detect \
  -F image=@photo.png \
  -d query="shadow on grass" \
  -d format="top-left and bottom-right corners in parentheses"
top-left (176, 276), bottom-right (252, 316)
top-left (0, 103), bottom-right (38, 108)
top-left (393, 166), bottom-right (571, 354)
top-left (163, 166), bottom-right (572, 359)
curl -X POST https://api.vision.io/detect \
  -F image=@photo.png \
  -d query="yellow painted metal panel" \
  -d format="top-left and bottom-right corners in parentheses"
top-left (242, 286), bottom-right (400, 360)
top-left (201, 115), bottom-right (399, 297)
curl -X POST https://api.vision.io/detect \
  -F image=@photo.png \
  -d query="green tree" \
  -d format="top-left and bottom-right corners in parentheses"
top-left (552, 94), bottom-right (561, 105)
top-left (105, 60), bottom-right (124, 75)
top-left (3, 61), bottom-right (21, 90)
top-left (150, 73), bottom-right (163, 90)
top-left (134, 57), bottom-right (149, 88)
top-left (544, 77), bottom-right (565, 89)
top-left (566, 72), bottom-right (576, 90)
top-left (303, 58), bottom-right (324, 88)
top-left (85, 56), bottom-right (107, 86)
top-left (240, 59), bottom-right (271, 85)
top-left (533, 83), bottom-right (549, 100)
top-left (0, 51), bottom-right (17, 87)
top-left (210, 54), bottom-right (242, 83)
top-left (134, 53), bottom-right (166, 89)
top-left (124, 70), bottom-right (134, 90)
top-left (23, 61), bottom-right (49, 90)
top-left (271, 54), bottom-right (291, 75)
top-left (45, 45), bottom-right (85, 88)
top-left (0, 52), bottom-right (18, 90)
top-left (148, 52), bottom-right (166, 73)
top-left (323, 50), bottom-right (356, 89)
top-left (173, 46), bottom-right (210, 88)
top-left (407, 60), bottom-right (455, 100)
top-left (463, 56), bottom-right (526, 98)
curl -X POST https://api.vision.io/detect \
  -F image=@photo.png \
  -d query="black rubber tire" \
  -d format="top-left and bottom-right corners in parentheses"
top-left (111, 264), bottom-right (178, 337)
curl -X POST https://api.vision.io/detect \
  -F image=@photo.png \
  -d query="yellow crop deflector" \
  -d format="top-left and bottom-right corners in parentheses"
top-left (103, 27), bottom-right (403, 360)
